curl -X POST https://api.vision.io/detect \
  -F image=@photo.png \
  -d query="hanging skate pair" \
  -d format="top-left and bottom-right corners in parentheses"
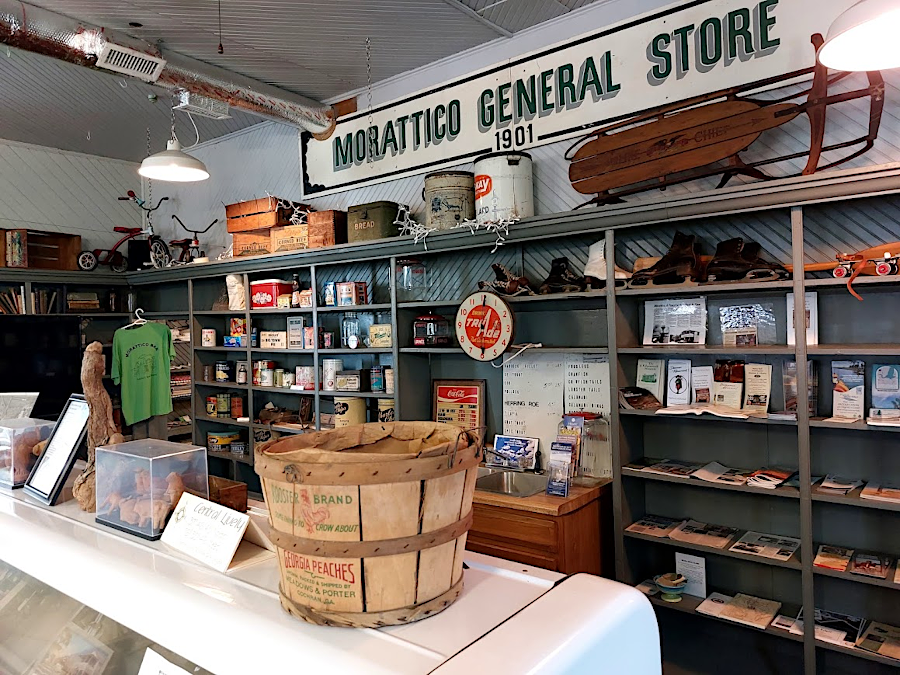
top-left (628, 232), bottom-right (789, 288)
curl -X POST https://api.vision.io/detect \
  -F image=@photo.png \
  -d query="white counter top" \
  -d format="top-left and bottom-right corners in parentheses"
top-left (0, 488), bottom-right (659, 674)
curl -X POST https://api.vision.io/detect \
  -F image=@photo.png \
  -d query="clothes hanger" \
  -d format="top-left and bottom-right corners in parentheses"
top-left (122, 308), bottom-right (147, 330)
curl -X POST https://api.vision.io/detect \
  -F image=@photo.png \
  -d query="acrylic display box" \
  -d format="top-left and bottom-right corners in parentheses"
top-left (95, 439), bottom-right (209, 540)
top-left (0, 418), bottom-right (54, 489)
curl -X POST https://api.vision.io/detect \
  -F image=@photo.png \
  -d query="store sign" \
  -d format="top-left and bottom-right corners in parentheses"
top-left (303, 0), bottom-right (856, 196)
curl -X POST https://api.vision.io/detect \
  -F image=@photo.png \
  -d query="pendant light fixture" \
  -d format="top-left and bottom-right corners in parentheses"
top-left (139, 99), bottom-right (210, 182)
top-left (818, 0), bottom-right (900, 71)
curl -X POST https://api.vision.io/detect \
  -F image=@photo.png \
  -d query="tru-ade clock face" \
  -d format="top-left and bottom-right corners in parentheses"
top-left (456, 291), bottom-right (515, 361)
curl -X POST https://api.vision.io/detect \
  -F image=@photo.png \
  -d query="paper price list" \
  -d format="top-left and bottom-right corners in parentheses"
top-left (565, 355), bottom-right (610, 415)
top-left (503, 355), bottom-right (565, 450)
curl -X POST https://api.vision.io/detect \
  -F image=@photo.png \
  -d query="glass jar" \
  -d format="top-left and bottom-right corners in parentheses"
top-left (341, 312), bottom-right (361, 348)
top-left (413, 312), bottom-right (451, 346)
top-left (558, 413), bottom-right (611, 479)
top-left (396, 258), bottom-right (428, 302)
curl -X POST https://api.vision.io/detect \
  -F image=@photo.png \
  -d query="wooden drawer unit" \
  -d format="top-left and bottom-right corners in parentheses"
top-left (471, 504), bottom-right (558, 551)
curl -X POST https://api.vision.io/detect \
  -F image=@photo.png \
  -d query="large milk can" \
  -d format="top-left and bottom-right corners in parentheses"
top-left (473, 152), bottom-right (534, 225)
top-left (424, 171), bottom-right (475, 231)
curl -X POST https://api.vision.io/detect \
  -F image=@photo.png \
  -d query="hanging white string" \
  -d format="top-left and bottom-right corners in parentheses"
top-left (454, 217), bottom-right (518, 254)
top-left (394, 204), bottom-right (436, 250)
top-left (490, 342), bottom-right (543, 368)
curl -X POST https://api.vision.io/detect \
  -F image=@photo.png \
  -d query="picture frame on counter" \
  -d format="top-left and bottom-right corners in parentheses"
top-left (432, 379), bottom-right (486, 435)
top-left (24, 394), bottom-right (90, 506)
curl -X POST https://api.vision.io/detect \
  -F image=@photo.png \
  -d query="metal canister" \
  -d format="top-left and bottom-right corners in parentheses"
top-left (206, 396), bottom-right (217, 416)
top-left (253, 360), bottom-right (275, 386)
top-left (377, 398), bottom-right (395, 423)
top-left (207, 430), bottom-right (240, 453)
top-left (370, 366), bottom-right (385, 392)
top-left (215, 361), bottom-right (232, 382)
top-left (473, 151), bottom-right (534, 225)
top-left (230, 441), bottom-right (247, 456)
top-left (323, 282), bottom-right (337, 306)
top-left (260, 368), bottom-right (274, 387)
top-left (231, 396), bottom-right (244, 419)
top-left (296, 366), bottom-right (315, 390)
top-left (274, 368), bottom-right (284, 388)
top-left (334, 397), bottom-right (366, 427)
top-left (216, 393), bottom-right (231, 418)
top-left (424, 171), bottom-right (475, 230)
top-left (283, 372), bottom-right (295, 388)
top-left (385, 367), bottom-right (395, 394)
top-left (322, 359), bottom-right (343, 391)
top-left (201, 328), bottom-right (216, 347)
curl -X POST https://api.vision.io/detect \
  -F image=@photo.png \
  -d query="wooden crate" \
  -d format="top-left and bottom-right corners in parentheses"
top-left (24, 230), bottom-right (81, 270)
top-left (270, 224), bottom-right (308, 253)
top-left (307, 210), bottom-right (348, 249)
top-left (226, 197), bottom-right (312, 233)
top-left (232, 230), bottom-right (273, 257)
top-left (209, 476), bottom-right (248, 513)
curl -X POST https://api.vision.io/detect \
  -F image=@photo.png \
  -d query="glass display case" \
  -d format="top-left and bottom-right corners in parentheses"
top-left (0, 418), bottom-right (54, 489)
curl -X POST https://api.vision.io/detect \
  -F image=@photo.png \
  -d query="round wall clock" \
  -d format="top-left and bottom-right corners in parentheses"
top-left (455, 291), bottom-right (515, 361)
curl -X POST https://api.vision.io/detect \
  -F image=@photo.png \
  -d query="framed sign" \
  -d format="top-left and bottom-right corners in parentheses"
top-left (433, 380), bottom-right (486, 433)
top-left (24, 394), bottom-right (90, 505)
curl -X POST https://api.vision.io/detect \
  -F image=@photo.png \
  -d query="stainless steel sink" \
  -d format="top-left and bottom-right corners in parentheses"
top-left (475, 470), bottom-right (547, 498)
top-left (476, 466), bottom-right (505, 480)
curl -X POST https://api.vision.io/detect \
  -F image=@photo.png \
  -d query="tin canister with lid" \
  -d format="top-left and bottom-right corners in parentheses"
top-left (385, 367), bottom-right (395, 394)
top-left (370, 366), bottom-right (385, 392)
top-left (215, 361), bottom-right (232, 382)
top-left (216, 393), bottom-right (232, 418)
top-left (322, 358), bottom-right (343, 391)
top-left (473, 151), bottom-right (534, 225)
top-left (334, 397), bottom-right (366, 427)
top-left (377, 399), bottom-right (396, 422)
top-left (206, 396), bottom-right (217, 416)
top-left (424, 171), bottom-right (475, 230)
top-left (201, 328), bottom-right (216, 347)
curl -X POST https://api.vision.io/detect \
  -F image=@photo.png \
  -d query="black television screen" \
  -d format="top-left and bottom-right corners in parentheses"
top-left (0, 316), bottom-right (82, 419)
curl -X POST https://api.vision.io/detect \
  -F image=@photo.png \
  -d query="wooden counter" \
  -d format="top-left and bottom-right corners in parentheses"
top-left (468, 479), bottom-right (613, 576)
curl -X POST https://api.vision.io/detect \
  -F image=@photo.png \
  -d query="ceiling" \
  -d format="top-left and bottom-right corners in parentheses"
top-left (0, 0), bottom-right (607, 161)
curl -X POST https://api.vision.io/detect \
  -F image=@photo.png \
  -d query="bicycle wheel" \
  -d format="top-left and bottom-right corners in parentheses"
top-left (149, 238), bottom-right (171, 268)
top-left (77, 250), bottom-right (98, 272)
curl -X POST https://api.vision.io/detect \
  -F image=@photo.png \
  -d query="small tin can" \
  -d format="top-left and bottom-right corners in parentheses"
top-left (370, 366), bottom-right (385, 392)
top-left (377, 398), bottom-right (395, 423)
top-left (323, 332), bottom-right (334, 349)
top-left (274, 368), bottom-right (284, 388)
top-left (231, 396), bottom-right (243, 419)
top-left (251, 327), bottom-right (258, 347)
top-left (215, 361), bottom-right (232, 382)
top-left (201, 328), bottom-right (216, 347)
top-left (230, 441), bottom-right (247, 456)
top-left (283, 372), bottom-right (295, 387)
top-left (202, 365), bottom-right (213, 382)
top-left (260, 368), bottom-right (274, 387)
top-left (230, 318), bottom-right (247, 336)
top-left (253, 360), bottom-right (275, 385)
top-left (385, 367), bottom-right (395, 394)
top-left (208, 430), bottom-right (239, 453)
top-left (206, 396), bottom-right (217, 416)
top-left (323, 282), bottom-right (337, 306)
top-left (322, 359), bottom-right (343, 391)
top-left (216, 393), bottom-right (231, 418)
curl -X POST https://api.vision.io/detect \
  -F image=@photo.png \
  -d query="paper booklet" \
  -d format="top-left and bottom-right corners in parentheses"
top-left (818, 474), bottom-right (863, 495)
top-left (692, 461), bottom-right (751, 485)
top-left (636, 359), bottom-right (665, 403)
top-left (782, 360), bottom-right (817, 416)
top-left (729, 531), bottom-right (801, 561)
top-left (643, 298), bottom-right (707, 346)
top-left (872, 363), bottom-right (900, 412)
top-left (666, 359), bottom-right (692, 405)
top-left (772, 615), bottom-right (796, 631)
top-left (691, 366), bottom-right (713, 405)
top-left (860, 482), bottom-right (900, 503)
top-left (696, 592), bottom-right (733, 617)
top-left (743, 364), bottom-right (772, 413)
top-left (642, 459), bottom-right (701, 478)
top-left (618, 387), bottom-right (662, 411)
top-left (830, 360), bottom-right (865, 422)
top-left (850, 552), bottom-right (893, 579)
top-left (625, 515), bottom-right (684, 538)
top-left (791, 608), bottom-right (866, 647)
top-left (669, 519), bottom-right (738, 549)
top-left (746, 467), bottom-right (796, 489)
top-left (655, 404), bottom-right (750, 419)
top-left (713, 359), bottom-right (744, 409)
top-left (856, 622), bottom-right (900, 660)
top-left (814, 545), bottom-right (854, 571)
top-left (786, 292), bottom-right (818, 346)
top-left (719, 594), bottom-right (781, 630)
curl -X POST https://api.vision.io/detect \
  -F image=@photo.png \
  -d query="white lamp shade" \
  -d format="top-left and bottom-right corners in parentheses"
top-left (819, 0), bottom-right (900, 71)
top-left (139, 139), bottom-right (209, 182)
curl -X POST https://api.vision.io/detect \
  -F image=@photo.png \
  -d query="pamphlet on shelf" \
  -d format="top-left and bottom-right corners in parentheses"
top-left (746, 467), bottom-right (795, 489)
top-left (696, 592), bottom-right (733, 618)
top-left (635, 579), bottom-right (659, 596)
top-left (818, 474), bottom-right (863, 495)
top-left (642, 459), bottom-right (701, 478)
top-left (719, 594), bottom-right (781, 630)
top-left (546, 439), bottom-right (574, 497)
top-left (643, 298), bottom-right (707, 345)
top-left (712, 359), bottom-right (744, 409)
top-left (691, 461), bottom-right (752, 485)
top-left (636, 359), bottom-right (665, 403)
top-left (831, 360), bottom-right (865, 422)
top-left (850, 552), bottom-right (892, 579)
top-left (743, 364), bottom-right (772, 413)
top-left (867, 412), bottom-right (900, 427)
top-left (618, 387), bottom-right (662, 410)
top-left (772, 615), bottom-right (796, 631)
top-left (729, 531), bottom-right (800, 561)
top-left (691, 365), bottom-right (713, 405)
top-left (860, 482), bottom-right (900, 502)
top-left (666, 360), bottom-right (692, 405)
top-left (856, 622), bottom-right (900, 660)
top-left (872, 363), bottom-right (900, 411)
top-left (718, 303), bottom-right (776, 345)
top-left (669, 519), bottom-right (738, 549)
top-left (814, 544), bottom-right (854, 571)
top-left (783, 361), bottom-right (817, 416)
top-left (655, 404), bottom-right (750, 419)
top-left (675, 552), bottom-right (707, 598)
top-left (791, 608), bottom-right (865, 647)
top-left (625, 515), bottom-right (684, 538)
top-left (786, 292), bottom-right (818, 346)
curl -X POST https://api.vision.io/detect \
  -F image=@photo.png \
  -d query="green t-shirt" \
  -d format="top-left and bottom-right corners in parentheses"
top-left (112, 322), bottom-right (174, 425)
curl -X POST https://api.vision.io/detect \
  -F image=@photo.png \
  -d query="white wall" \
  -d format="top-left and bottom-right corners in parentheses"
top-left (0, 139), bottom-right (141, 254)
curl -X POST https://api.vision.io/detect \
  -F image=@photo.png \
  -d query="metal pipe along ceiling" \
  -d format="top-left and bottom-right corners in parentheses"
top-left (0, 0), bottom-right (336, 138)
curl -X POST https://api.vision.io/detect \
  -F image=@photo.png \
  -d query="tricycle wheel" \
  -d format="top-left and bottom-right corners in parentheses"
top-left (149, 238), bottom-right (171, 268)
top-left (110, 253), bottom-right (129, 273)
top-left (77, 250), bottom-right (98, 272)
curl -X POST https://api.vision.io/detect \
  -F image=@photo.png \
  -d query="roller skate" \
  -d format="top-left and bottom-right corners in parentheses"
top-left (583, 240), bottom-right (631, 290)
top-left (539, 257), bottom-right (588, 294)
top-left (477, 263), bottom-right (536, 296)
top-left (628, 232), bottom-right (701, 288)
top-left (705, 238), bottom-right (789, 283)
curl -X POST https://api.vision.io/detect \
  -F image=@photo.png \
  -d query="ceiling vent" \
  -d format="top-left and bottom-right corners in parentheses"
top-left (173, 90), bottom-right (231, 120)
top-left (96, 42), bottom-right (166, 82)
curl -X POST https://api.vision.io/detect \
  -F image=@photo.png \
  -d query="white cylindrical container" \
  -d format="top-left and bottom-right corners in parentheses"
top-left (259, 368), bottom-right (274, 388)
top-left (424, 171), bottom-right (475, 231)
top-left (385, 367), bottom-right (395, 394)
top-left (322, 359), bottom-right (343, 392)
top-left (473, 151), bottom-right (534, 225)
top-left (334, 397), bottom-right (366, 427)
top-left (201, 328), bottom-right (216, 347)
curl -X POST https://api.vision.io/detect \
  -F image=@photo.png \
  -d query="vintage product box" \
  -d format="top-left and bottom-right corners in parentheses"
top-left (229, 318), bottom-right (247, 336)
top-left (368, 323), bottom-right (393, 348)
top-left (297, 289), bottom-right (313, 308)
top-left (223, 335), bottom-right (246, 348)
top-left (270, 224), bottom-right (309, 253)
top-left (304, 326), bottom-right (323, 350)
top-left (95, 439), bottom-right (209, 541)
top-left (287, 316), bottom-right (306, 349)
top-left (260, 331), bottom-right (287, 349)
top-left (347, 201), bottom-right (400, 243)
top-left (336, 369), bottom-right (370, 392)
top-left (0, 418), bottom-right (54, 488)
top-left (5, 230), bottom-right (27, 268)
top-left (307, 210), bottom-right (348, 248)
top-left (832, 360), bottom-right (865, 420)
top-left (232, 230), bottom-right (273, 257)
top-left (335, 281), bottom-right (368, 306)
top-left (323, 282), bottom-right (337, 306)
top-left (250, 279), bottom-right (293, 308)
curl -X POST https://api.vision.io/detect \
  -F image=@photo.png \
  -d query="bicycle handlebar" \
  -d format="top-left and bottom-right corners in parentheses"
top-left (172, 215), bottom-right (218, 235)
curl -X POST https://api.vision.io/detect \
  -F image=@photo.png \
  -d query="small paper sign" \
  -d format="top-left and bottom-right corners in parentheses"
top-left (138, 648), bottom-right (192, 675)
top-left (161, 493), bottom-right (250, 573)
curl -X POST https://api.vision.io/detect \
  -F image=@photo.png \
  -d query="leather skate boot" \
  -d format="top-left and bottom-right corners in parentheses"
top-left (477, 262), bottom-right (536, 296)
top-left (705, 238), bottom-right (789, 282)
top-left (540, 256), bottom-right (587, 294)
top-left (583, 240), bottom-right (631, 290)
top-left (628, 232), bottom-right (700, 287)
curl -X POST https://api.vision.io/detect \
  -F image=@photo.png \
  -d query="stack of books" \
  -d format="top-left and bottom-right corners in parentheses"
top-left (66, 292), bottom-right (100, 312)
top-left (170, 374), bottom-right (192, 400)
top-left (0, 286), bottom-right (25, 314)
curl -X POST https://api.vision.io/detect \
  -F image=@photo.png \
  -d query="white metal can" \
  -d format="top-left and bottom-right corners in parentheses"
top-left (424, 171), bottom-right (475, 231)
top-left (259, 369), bottom-right (274, 387)
top-left (201, 328), bottom-right (216, 347)
top-left (473, 151), bottom-right (534, 225)
top-left (322, 359), bottom-right (343, 391)
top-left (385, 367), bottom-right (395, 394)
top-left (334, 397), bottom-right (366, 427)
top-left (295, 366), bottom-right (315, 390)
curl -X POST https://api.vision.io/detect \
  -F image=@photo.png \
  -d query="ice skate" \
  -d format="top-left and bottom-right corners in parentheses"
top-left (477, 262), bottom-right (536, 296)
top-left (540, 257), bottom-right (587, 294)
top-left (704, 238), bottom-right (789, 283)
top-left (628, 232), bottom-right (701, 288)
top-left (583, 240), bottom-right (631, 290)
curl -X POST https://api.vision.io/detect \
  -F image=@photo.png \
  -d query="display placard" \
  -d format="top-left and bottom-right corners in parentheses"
top-left (23, 394), bottom-right (89, 505)
top-left (161, 492), bottom-right (251, 573)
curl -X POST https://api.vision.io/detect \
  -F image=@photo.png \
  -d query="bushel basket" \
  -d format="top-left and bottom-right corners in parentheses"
top-left (255, 421), bottom-right (482, 628)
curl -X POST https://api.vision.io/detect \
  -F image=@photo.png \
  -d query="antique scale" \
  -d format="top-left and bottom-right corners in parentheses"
top-left (455, 291), bottom-right (515, 361)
